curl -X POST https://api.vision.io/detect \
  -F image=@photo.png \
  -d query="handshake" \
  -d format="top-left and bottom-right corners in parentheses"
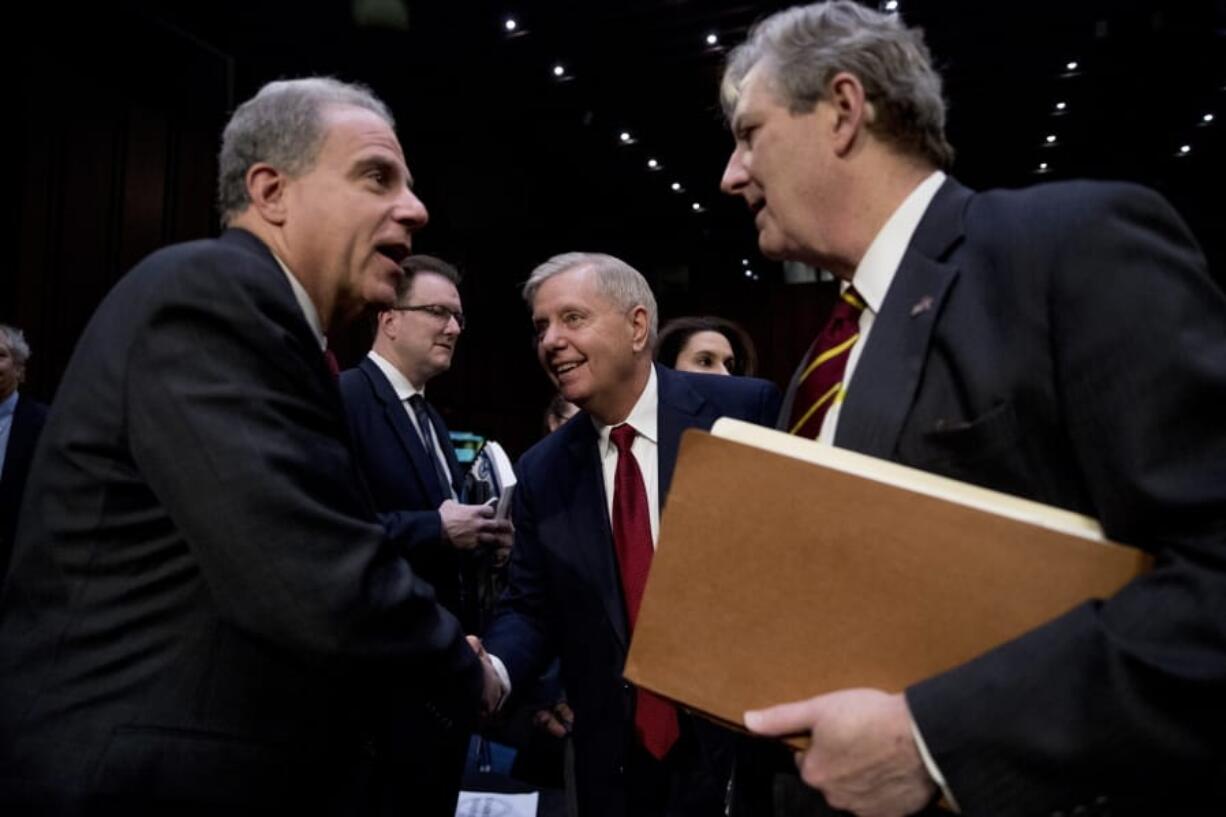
top-left (466, 635), bottom-right (505, 717)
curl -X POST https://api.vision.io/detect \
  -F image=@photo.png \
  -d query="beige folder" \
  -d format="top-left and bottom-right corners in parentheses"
top-left (623, 419), bottom-right (1148, 743)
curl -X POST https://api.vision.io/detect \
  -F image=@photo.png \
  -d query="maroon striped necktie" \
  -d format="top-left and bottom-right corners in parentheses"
top-left (788, 287), bottom-right (866, 439)
top-left (610, 423), bottom-right (679, 760)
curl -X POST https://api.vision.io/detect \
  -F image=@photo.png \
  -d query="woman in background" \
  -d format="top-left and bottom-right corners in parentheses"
top-left (655, 315), bottom-right (758, 377)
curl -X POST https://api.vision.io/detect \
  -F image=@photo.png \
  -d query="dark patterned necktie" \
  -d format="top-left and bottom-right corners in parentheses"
top-left (409, 394), bottom-right (454, 497)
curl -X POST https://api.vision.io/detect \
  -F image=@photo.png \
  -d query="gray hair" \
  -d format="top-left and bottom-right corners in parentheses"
top-left (522, 252), bottom-right (659, 343)
top-left (217, 77), bottom-right (395, 226)
top-left (0, 324), bottom-right (31, 367)
top-left (722, 1), bottom-right (954, 169)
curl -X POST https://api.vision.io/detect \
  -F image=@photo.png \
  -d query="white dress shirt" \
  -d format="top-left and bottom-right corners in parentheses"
top-left (272, 253), bottom-right (326, 351)
top-left (818, 170), bottom-right (947, 445)
top-left (594, 365), bottom-right (661, 546)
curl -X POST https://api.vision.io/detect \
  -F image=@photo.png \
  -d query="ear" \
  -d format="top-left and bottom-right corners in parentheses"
top-left (244, 163), bottom-right (290, 226)
top-left (826, 71), bottom-right (872, 157)
top-left (628, 305), bottom-right (651, 353)
top-left (377, 309), bottom-right (397, 340)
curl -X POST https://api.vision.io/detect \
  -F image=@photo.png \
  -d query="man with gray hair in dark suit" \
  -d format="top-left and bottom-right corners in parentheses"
top-left (719, 4), bottom-right (1226, 816)
top-left (0, 77), bottom-right (501, 815)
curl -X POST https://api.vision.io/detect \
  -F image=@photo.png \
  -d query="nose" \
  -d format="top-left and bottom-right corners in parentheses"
top-left (720, 146), bottom-right (748, 196)
top-left (395, 187), bottom-right (429, 232)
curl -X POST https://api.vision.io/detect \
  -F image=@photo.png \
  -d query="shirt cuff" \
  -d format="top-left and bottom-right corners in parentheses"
top-left (488, 653), bottom-right (512, 711)
top-left (910, 716), bottom-right (961, 813)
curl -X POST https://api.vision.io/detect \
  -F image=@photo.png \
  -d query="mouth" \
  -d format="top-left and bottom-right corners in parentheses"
top-left (551, 360), bottom-right (583, 378)
top-left (376, 241), bottom-right (412, 267)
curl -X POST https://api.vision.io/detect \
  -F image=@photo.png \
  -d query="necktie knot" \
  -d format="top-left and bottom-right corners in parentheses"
top-left (611, 423), bottom-right (637, 453)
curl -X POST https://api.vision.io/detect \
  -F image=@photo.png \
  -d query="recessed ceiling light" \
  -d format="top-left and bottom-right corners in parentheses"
top-left (1066, 61), bottom-right (1079, 71)
top-left (691, 202), bottom-right (702, 211)
top-left (647, 158), bottom-right (659, 169)
top-left (671, 182), bottom-right (682, 192)
top-left (706, 33), bottom-right (718, 46)
top-left (1203, 113), bottom-right (1215, 124)
top-left (1179, 144), bottom-right (1192, 155)
top-left (552, 64), bottom-right (565, 77)
top-left (1045, 134), bottom-right (1057, 144)
top-left (504, 18), bottom-right (517, 32)
top-left (1055, 101), bottom-right (1067, 112)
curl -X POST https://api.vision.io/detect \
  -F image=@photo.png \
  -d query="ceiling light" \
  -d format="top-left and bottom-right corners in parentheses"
top-left (647, 158), bottom-right (659, 169)
top-left (1045, 134), bottom-right (1057, 144)
top-left (1203, 113), bottom-right (1215, 124)
top-left (1066, 61), bottom-right (1079, 71)
top-left (504, 18), bottom-right (517, 32)
top-left (671, 182), bottom-right (682, 192)
top-left (1179, 144), bottom-right (1192, 155)
top-left (619, 131), bottom-right (633, 144)
top-left (884, 0), bottom-right (899, 11)
top-left (744, 269), bottom-right (753, 278)
top-left (552, 64), bottom-right (565, 78)
top-left (741, 258), bottom-right (750, 266)
top-left (691, 202), bottom-right (702, 212)
top-left (1055, 101), bottom-right (1067, 112)
top-left (706, 33), bottom-right (718, 46)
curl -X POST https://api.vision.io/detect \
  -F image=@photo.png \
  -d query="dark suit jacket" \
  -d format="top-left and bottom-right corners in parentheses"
top-left (780, 179), bottom-right (1226, 816)
top-left (339, 356), bottom-right (472, 625)
top-left (338, 355), bottom-right (475, 815)
top-left (0, 228), bottom-right (483, 814)
top-left (0, 394), bottom-right (48, 579)
top-left (484, 364), bottom-right (781, 817)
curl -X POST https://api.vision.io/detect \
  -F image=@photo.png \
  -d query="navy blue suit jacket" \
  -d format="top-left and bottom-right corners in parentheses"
top-left (0, 394), bottom-right (48, 579)
top-left (339, 356), bottom-right (473, 626)
top-left (780, 179), bottom-right (1226, 816)
top-left (485, 364), bottom-right (780, 817)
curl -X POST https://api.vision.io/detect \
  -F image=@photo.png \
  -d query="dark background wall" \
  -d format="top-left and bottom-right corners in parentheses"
top-left (5, 0), bottom-right (1223, 459)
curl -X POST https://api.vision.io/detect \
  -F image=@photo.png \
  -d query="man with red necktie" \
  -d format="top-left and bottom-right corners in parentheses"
top-left (481, 252), bottom-right (780, 817)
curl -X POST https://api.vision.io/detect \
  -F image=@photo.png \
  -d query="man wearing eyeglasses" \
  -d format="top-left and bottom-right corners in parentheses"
top-left (339, 253), bottom-right (512, 815)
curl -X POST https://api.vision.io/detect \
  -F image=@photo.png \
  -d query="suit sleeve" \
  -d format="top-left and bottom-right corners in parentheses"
top-left (124, 258), bottom-right (482, 703)
top-left (906, 185), bottom-right (1226, 814)
top-left (482, 454), bottom-right (556, 694)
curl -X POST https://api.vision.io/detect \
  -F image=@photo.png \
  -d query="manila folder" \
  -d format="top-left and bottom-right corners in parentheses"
top-left (623, 419), bottom-right (1148, 739)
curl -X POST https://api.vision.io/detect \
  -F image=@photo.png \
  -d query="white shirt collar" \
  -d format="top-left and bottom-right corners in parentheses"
top-left (272, 253), bottom-right (326, 350)
top-left (849, 170), bottom-right (947, 312)
top-left (367, 350), bottom-right (426, 402)
top-left (594, 364), bottom-right (659, 453)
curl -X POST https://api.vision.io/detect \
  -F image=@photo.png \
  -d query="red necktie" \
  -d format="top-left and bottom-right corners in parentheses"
top-left (323, 348), bottom-right (341, 381)
top-left (610, 423), bottom-right (679, 760)
top-left (788, 287), bottom-right (866, 438)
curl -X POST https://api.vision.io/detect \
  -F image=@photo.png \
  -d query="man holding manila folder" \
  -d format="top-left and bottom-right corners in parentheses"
top-left (702, 2), bottom-right (1226, 815)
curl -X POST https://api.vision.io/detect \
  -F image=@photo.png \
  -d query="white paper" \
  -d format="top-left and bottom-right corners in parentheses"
top-left (454, 790), bottom-right (539, 817)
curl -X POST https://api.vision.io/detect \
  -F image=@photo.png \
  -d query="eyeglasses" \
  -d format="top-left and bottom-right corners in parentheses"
top-left (390, 304), bottom-right (466, 329)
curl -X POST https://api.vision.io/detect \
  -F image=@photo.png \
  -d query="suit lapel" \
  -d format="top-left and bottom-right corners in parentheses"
top-left (359, 357), bottom-right (446, 506)
top-left (564, 420), bottom-right (628, 650)
top-left (655, 365), bottom-right (710, 502)
top-left (836, 178), bottom-right (971, 458)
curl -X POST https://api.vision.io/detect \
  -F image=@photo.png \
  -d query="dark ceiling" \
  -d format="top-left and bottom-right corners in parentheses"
top-left (8, 0), bottom-right (1225, 451)
top-left (28, 0), bottom-right (1226, 282)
